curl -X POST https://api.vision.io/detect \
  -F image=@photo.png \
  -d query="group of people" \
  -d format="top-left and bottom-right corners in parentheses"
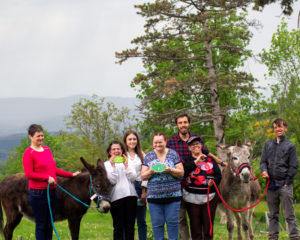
top-left (22, 115), bottom-right (299, 240)
top-left (103, 113), bottom-right (225, 240)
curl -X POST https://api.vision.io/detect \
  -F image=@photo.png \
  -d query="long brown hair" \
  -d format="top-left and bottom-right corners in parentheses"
top-left (123, 130), bottom-right (144, 162)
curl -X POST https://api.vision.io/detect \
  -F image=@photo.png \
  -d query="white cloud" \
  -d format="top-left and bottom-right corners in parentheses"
top-left (0, 0), bottom-right (298, 98)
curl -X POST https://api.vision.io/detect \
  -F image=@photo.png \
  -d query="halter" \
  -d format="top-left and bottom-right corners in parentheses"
top-left (89, 175), bottom-right (107, 209)
top-left (230, 162), bottom-right (252, 178)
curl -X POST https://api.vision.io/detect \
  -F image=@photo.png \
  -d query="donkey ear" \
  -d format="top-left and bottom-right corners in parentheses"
top-left (80, 157), bottom-right (96, 174)
top-left (96, 159), bottom-right (106, 172)
top-left (216, 144), bottom-right (228, 150)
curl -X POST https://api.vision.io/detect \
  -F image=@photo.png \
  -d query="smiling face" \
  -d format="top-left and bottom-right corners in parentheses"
top-left (176, 116), bottom-right (190, 136)
top-left (273, 122), bottom-right (287, 140)
top-left (109, 144), bottom-right (123, 158)
top-left (188, 140), bottom-right (202, 156)
top-left (29, 131), bottom-right (44, 147)
top-left (153, 135), bottom-right (167, 152)
top-left (126, 133), bottom-right (138, 151)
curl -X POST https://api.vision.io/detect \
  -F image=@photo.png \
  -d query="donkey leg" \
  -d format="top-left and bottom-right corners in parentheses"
top-left (233, 212), bottom-right (242, 240)
top-left (248, 208), bottom-right (255, 240)
top-left (3, 212), bottom-right (22, 240)
top-left (68, 217), bottom-right (82, 240)
top-left (226, 209), bottom-right (235, 240)
top-left (241, 210), bottom-right (250, 240)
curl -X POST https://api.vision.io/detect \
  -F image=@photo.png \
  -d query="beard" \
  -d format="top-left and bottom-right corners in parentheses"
top-left (179, 127), bottom-right (189, 135)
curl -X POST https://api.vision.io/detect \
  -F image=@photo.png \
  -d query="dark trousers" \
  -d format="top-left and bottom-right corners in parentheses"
top-left (110, 196), bottom-right (137, 240)
top-left (267, 185), bottom-right (300, 239)
top-left (29, 188), bottom-right (57, 240)
top-left (185, 196), bottom-right (219, 240)
top-left (136, 204), bottom-right (147, 240)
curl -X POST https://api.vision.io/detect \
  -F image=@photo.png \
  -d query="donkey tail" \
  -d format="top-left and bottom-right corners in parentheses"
top-left (0, 200), bottom-right (3, 235)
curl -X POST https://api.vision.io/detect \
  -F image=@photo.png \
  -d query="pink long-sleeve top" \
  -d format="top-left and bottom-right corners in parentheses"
top-left (23, 146), bottom-right (73, 190)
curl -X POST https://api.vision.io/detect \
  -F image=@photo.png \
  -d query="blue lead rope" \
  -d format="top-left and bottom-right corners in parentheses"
top-left (47, 184), bottom-right (60, 240)
top-left (47, 183), bottom-right (91, 240)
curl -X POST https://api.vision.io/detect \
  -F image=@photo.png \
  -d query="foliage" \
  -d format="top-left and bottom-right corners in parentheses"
top-left (3, 130), bottom-right (64, 177)
top-left (116, 0), bottom-right (259, 151)
top-left (64, 95), bottom-right (136, 166)
top-left (252, 19), bottom-right (300, 200)
top-left (1, 96), bottom-right (137, 177)
top-left (253, 0), bottom-right (297, 15)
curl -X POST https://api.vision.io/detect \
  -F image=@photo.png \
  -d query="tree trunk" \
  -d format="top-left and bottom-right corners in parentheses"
top-left (203, 18), bottom-right (225, 155)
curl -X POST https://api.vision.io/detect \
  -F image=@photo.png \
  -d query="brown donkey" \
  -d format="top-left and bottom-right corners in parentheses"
top-left (0, 158), bottom-right (111, 240)
top-left (217, 142), bottom-right (261, 240)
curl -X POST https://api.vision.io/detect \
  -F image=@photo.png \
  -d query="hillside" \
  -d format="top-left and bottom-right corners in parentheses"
top-left (0, 96), bottom-right (139, 161)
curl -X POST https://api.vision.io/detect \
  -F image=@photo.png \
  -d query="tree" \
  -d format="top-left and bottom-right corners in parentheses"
top-left (259, 19), bottom-right (300, 201)
top-left (116, 0), bottom-right (259, 153)
top-left (64, 95), bottom-right (136, 165)
top-left (260, 19), bottom-right (300, 145)
top-left (253, 0), bottom-right (298, 15)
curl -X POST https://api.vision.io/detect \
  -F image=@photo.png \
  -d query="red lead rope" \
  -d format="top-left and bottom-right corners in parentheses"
top-left (207, 175), bottom-right (270, 236)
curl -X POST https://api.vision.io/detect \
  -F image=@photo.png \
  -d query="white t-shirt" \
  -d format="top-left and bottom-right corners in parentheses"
top-left (104, 160), bottom-right (137, 202)
top-left (127, 152), bottom-right (148, 187)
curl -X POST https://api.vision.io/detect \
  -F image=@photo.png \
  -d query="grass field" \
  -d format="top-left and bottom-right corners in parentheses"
top-left (6, 201), bottom-right (300, 240)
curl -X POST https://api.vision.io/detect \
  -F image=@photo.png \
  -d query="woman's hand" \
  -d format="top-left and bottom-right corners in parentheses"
top-left (140, 191), bottom-right (147, 203)
top-left (109, 156), bottom-right (116, 168)
top-left (194, 154), bottom-right (206, 165)
top-left (72, 171), bottom-right (80, 177)
top-left (48, 176), bottom-right (56, 185)
top-left (123, 154), bottom-right (128, 169)
top-left (162, 167), bottom-right (172, 174)
top-left (208, 179), bottom-right (214, 187)
top-left (141, 165), bottom-right (156, 180)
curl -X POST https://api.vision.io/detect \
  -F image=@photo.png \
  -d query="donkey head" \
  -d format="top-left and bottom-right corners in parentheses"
top-left (217, 141), bottom-right (252, 183)
top-left (80, 157), bottom-right (111, 213)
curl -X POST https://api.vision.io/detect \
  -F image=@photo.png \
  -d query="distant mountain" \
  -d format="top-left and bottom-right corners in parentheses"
top-left (0, 95), bottom-right (139, 161)
top-left (0, 95), bottom-right (139, 136)
top-left (0, 133), bottom-right (25, 161)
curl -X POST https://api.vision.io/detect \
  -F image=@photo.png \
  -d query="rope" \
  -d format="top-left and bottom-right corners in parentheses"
top-left (47, 184), bottom-right (60, 240)
top-left (47, 183), bottom-right (91, 240)
top-left (207, 175), bottom-right (270, 236)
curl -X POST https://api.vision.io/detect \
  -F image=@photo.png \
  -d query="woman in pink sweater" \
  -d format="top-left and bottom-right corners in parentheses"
top-left (23, 124), bottom-right (80, 240)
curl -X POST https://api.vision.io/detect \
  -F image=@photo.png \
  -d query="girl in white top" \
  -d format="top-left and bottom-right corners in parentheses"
top-left (123, 130), bottom-right (147, 240)
top-left (104, 140), bottom-right (137, 240)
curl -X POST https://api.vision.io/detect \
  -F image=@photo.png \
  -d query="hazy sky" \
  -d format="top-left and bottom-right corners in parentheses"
top-left (0, 0), bottom-right (299, 99)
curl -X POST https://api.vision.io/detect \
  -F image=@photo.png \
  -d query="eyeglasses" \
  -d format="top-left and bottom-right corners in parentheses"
top-left (189, 142), bottom-right (201, 147)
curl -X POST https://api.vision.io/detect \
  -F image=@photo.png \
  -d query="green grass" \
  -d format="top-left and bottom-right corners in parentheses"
top-left (5, 201), bottom-right (300, 239)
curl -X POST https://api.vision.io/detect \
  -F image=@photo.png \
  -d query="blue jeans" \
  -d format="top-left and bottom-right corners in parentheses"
top-left (29, 189), bottom-right (57, 240)
top-left (148, 201), bottom-right (181, 240)
top-left (136, 204), bottom-right (147, 240)
top-left (135, 181), bottom-right (147, 240)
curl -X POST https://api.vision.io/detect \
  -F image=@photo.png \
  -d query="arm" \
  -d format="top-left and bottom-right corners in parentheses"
top-left (125, 165), bottom-right (137, 182)
top-left (260, 143), bottom-right (269, 178)
top-left (285, 144), bottom-right (298, 185)
top-left (183, 154), bottom-right (205, 178)
top-left (55, 168), bottom-right (73, 178)
top-left (183, 159), bottom-right (197, 178)
top-left (140, 186), bottom-right (147, 203)
top-left (163, 151), bottom-right (184, 177)
top-left (208, 152), bottom-right (227, 166)
top-left (104, 161), bottom-right (118, 185)
top-left (172, 162), bottom-right (184, 178)
top-left (141, 165), bottom-right (155, 180)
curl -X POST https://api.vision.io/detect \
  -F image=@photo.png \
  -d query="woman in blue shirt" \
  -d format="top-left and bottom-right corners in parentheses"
top-left (141, 132), bottom-right (184, 240)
